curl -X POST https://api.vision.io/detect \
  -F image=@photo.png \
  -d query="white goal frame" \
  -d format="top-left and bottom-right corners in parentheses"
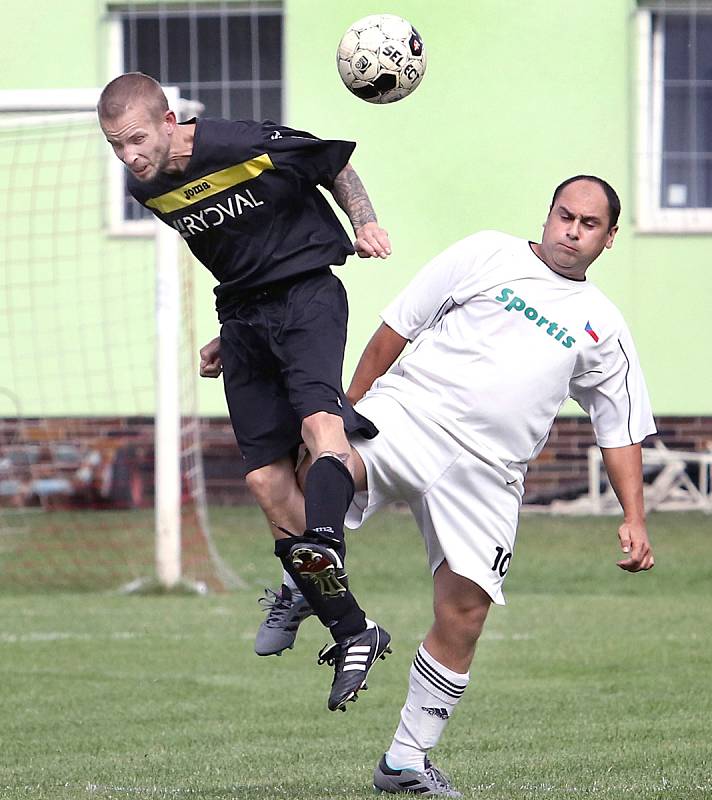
top-left (0, 87), bottom-right (185, 589)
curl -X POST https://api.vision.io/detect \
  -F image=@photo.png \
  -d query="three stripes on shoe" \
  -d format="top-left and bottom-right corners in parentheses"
top-left (343, 643), bottom-right (373, 672)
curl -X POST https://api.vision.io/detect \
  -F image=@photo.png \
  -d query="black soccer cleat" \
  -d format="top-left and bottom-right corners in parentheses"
top-left (373, 754), bottom-right (462, 797)
top-left (288, 540), bottom-right (347, 598)
top-left (317, 619), bottom-right (391, 711)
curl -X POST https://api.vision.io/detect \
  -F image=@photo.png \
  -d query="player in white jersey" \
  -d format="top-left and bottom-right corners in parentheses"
top-left (201, 174), bottom-right (655, 794)
top-left (341, 176), bottom-right (655, 796)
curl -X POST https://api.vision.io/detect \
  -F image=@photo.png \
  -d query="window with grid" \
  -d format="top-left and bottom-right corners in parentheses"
top-left (109, 3), bottom-right (283, 227)
top-left (637, 4), bottom-right (712, 232)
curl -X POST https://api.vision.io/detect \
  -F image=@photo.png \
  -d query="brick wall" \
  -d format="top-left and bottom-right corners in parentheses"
top-left (198, 416), bottom-right (712, 506)
top-left (3, 416), bottom-right (710, 507)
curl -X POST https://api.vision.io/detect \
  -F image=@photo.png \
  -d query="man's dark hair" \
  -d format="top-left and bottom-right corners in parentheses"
top-left (97, 72), bottom-right (169, 123)
top-left (550, 175), bottom-right (621, 230)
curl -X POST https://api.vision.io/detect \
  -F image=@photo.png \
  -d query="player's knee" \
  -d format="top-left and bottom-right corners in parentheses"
top-left (244, 469), bottom-right (270, 506)
top-left (435, 596), bottom-right (489, 645)
top-left (245, 466), bottom-right (288, 508)
top-left (301, 411), bottom-right (345, 443)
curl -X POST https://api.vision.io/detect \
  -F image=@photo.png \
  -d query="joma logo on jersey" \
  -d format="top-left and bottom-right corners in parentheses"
top-left (495, 287), bottom-right (576, 349)
top-left (183, 180), bottom-right (211, 200)
top-left (171, 188), bottom-right (264, 238)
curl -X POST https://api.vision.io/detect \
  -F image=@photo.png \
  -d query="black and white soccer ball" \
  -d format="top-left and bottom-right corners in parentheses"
top-left (336, 14), bottom-right (426, 104)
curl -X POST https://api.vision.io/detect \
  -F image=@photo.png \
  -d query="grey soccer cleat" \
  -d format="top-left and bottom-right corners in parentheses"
top-left (373, 754), bottom-right (462, 797)
top-left (288, 540), bottom-right (348, 598)
top-left (317, 619), bottom-right (391, 711)
top-left (254, 585), bottom-right (314, 656)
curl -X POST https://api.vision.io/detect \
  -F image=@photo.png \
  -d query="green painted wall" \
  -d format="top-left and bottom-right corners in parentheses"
top-left (1, 0), bottom-right (709, 417)
top-left (284, 0), bottom-right (711, 417)
top-left (0, 119), bottom-right (156, 418)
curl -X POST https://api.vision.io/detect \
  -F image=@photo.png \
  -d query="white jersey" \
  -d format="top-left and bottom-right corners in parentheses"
top-left (369, 230), bottom-right (656, 480)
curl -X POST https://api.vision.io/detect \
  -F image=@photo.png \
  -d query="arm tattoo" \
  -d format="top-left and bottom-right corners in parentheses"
top-left (331, 163), bottom-right (377, 229)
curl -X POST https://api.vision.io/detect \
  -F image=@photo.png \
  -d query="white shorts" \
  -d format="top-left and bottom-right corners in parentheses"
top-left (346, 393), bottom-right (523, 605)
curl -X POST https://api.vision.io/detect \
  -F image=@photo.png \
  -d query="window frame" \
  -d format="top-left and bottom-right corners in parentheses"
top-left (636, 6), bottom-right (712, 233)
top-left (105, 16), bottom-right (162, 237)
top-left (105, 4), bottom-right (283, 237)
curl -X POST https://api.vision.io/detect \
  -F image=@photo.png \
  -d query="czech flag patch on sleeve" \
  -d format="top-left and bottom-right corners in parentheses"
top-left (585, 321), bottom-right (599, 343)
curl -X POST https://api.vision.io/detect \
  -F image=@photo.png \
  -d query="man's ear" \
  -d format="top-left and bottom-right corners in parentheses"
top-left (164, 109), bottom-right (177, 133)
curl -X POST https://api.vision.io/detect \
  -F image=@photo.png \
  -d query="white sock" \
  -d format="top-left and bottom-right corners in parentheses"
top-left (386, 644), bottom-right (469, 772)
top-left (282, 570), bottom-right (299, 592)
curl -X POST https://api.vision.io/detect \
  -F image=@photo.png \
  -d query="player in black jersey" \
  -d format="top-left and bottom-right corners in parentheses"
top-left (98, 72), bottom-right (391, 711)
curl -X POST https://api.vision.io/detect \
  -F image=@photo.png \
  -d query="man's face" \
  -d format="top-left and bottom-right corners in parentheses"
top-left (100, 106), bottom-right (175, 182)
top-left (539, 181), bottom-right (618, 280)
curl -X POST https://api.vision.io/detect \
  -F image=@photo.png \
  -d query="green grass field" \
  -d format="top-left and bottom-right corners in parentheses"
top-left (0, 508), bottom-right (710, 799)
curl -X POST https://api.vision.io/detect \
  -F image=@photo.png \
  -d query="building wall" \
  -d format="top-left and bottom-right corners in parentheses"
top-left (1, 0), bottom-right (709, 423)
top-left (2, 414), bottom-right (707, 507)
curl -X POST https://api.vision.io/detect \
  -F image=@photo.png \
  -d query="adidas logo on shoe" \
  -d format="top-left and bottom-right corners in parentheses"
top-left (318, 620), bottom-right (392, 711)
top-left (373, 754), bottom-right (462, 797)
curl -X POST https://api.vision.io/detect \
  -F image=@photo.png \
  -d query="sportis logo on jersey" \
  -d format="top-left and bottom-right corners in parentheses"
top-left (494, 288), bottom-right (576, 349)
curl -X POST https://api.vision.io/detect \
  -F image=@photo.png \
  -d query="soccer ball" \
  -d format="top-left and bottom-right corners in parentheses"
top-left (336, 14), bottom-right (426, 104)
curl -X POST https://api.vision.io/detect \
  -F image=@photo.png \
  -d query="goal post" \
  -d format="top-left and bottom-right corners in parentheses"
top-left (154, 216), bottom-right (182, 589)
top-left (0, 88), bottom-right (239, 592)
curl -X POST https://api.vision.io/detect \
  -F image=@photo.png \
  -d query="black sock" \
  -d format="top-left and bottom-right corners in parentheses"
top-left (303, 455), bottom-right (355, 556)
top-left (275, 456), bottom-right (365, 641)
top-left (274, 537), bottom-right (366, 640)
top-left (274, 456), bottom-right (363, 642)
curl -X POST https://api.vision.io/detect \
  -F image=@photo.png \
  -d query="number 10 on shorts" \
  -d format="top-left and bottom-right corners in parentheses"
top-left (492, 546), bottom-right (512, 577)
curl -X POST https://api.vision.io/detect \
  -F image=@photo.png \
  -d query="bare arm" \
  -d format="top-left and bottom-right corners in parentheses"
top-left (346, 322), bottom-right (408, 404)
top-left (600, 443), bottom-right (655, 572)
top-left (331, 163), bottom-right (392, 259)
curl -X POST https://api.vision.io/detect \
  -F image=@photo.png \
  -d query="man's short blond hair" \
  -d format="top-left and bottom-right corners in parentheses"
top-left (97, 73), bottom-right (169, 122)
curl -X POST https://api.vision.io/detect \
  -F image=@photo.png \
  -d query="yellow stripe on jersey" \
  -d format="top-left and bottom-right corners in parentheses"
top-left (145, 154), bottom-right (275, 214)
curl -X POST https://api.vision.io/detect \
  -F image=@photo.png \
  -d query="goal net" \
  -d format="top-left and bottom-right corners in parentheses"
top-left (0, 91), bottom-right (238, 592)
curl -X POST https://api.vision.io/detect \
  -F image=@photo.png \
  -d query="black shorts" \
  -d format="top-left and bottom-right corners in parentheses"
top-left (219, 269), bottom-right (378, 474)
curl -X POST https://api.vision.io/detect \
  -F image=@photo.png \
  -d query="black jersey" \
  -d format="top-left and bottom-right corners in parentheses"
top-left (127, 118), bottom-right (356, 311)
